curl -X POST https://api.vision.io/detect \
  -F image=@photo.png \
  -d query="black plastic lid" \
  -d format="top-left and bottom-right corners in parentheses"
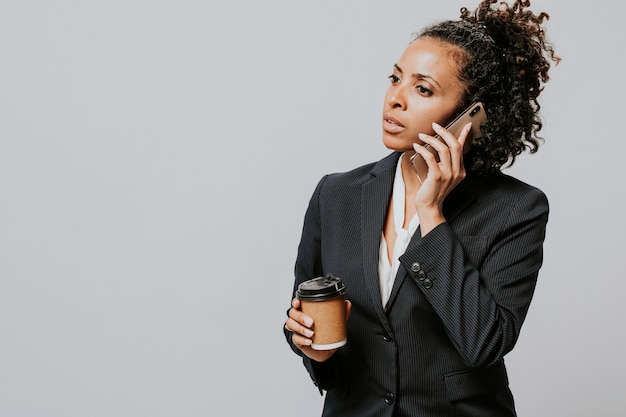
top-left (296, 275), bottom-right (346, 301)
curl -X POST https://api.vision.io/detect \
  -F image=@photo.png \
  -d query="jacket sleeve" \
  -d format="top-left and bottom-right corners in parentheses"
top-left (399, 186), bottom-right (549, 368)
top-left (283, 175), bottom-right (342, 392)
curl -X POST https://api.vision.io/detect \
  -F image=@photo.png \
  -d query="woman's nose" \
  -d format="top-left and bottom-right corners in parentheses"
top-left (387, 86), bottom-right (406, 109)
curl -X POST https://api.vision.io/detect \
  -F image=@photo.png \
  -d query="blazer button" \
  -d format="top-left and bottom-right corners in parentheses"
top-left (383, 334), bottom-right (392, 342)
top-left (417, 270), bottom-right (426, 281)
top-left (411, 262), bottom-right (421, 272)
top-left (423, 278), bottom-right (433, 289)
top-left (385, 392), bottom-right (395, 405)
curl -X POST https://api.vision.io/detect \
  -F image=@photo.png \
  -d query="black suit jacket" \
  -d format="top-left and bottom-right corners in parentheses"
top-left (286, 151), bottom-right (548, 417)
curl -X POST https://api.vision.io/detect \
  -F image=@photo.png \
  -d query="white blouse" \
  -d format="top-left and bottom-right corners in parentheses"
top-left (378, 153), bottom-right (420, 309)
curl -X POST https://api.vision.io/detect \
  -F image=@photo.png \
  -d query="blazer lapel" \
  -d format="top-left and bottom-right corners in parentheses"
top-left (361, 152), bottom-right (399, 331)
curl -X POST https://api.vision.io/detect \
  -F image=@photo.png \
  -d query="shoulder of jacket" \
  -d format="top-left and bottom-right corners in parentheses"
top-left (322, 152), bottom-right (399, 184)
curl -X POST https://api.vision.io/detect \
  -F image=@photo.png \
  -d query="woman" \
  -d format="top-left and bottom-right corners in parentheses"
top-left (284, 1), bottom-right (559, 416)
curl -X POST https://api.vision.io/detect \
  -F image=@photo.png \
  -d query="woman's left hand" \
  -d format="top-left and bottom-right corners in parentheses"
top-left (412, 121), bottom-right (471, 235)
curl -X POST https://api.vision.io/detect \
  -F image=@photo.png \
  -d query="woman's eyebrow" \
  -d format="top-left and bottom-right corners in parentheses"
top-left (394, 63), bottom-right (442, 89)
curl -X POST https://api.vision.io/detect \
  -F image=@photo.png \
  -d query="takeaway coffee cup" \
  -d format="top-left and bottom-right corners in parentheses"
top-left (296, 275), bottom-right (347, 350)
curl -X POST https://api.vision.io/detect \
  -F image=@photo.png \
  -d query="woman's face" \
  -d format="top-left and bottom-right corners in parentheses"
top-left (382, 37), bottom-right (466, 152)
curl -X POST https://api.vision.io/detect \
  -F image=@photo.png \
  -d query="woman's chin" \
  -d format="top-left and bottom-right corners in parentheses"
top-left (382, 136), bottom-right (417, 152)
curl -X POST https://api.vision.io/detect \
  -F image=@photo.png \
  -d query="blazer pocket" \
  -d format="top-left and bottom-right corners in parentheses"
top-left (444, 360), bottom-right (509, 402)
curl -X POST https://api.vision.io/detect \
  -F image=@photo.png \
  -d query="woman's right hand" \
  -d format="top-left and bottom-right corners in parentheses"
top-left (285, 297), bottom-right (351, 363)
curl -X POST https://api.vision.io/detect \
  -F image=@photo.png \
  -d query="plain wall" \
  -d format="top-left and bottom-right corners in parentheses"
top-left (1, 1), bottom-right (624, 416)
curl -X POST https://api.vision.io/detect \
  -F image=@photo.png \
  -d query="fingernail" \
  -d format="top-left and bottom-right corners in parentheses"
top-left (418, 133), bottom-right (427, 140)
top-left (304, 317), bottom-right (313, 327)
top-left (432, 122), bottom-right (442, 129)
top-left (305, 329), bottom-right (314, 337)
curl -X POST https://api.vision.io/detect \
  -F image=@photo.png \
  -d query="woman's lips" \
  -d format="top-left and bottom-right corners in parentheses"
top-left (383, 115), bottom-right (405, 133)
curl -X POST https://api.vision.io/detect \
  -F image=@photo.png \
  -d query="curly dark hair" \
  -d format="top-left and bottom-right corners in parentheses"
top-left (416, 0), bottom-right (560, 176)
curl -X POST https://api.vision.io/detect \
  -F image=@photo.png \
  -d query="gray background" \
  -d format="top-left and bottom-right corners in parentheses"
top-left (1, 1), bottom-right (624, 416)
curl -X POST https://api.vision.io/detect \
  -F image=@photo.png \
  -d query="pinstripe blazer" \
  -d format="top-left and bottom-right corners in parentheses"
top-left (285, 151), bottom-right (548, 417)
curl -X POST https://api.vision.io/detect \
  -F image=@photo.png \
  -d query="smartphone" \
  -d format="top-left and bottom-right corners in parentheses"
top-left (410, 102), bottom-right (487, 182)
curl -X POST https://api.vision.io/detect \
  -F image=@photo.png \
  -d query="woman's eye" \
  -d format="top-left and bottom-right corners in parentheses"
top-left (388, 74), bottom-right (400, 84)
top-left (416, 85), bottom-right (433, 96)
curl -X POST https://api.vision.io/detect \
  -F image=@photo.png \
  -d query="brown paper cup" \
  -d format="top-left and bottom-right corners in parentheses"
top-left (297, 275), bottom-right (347, 350)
